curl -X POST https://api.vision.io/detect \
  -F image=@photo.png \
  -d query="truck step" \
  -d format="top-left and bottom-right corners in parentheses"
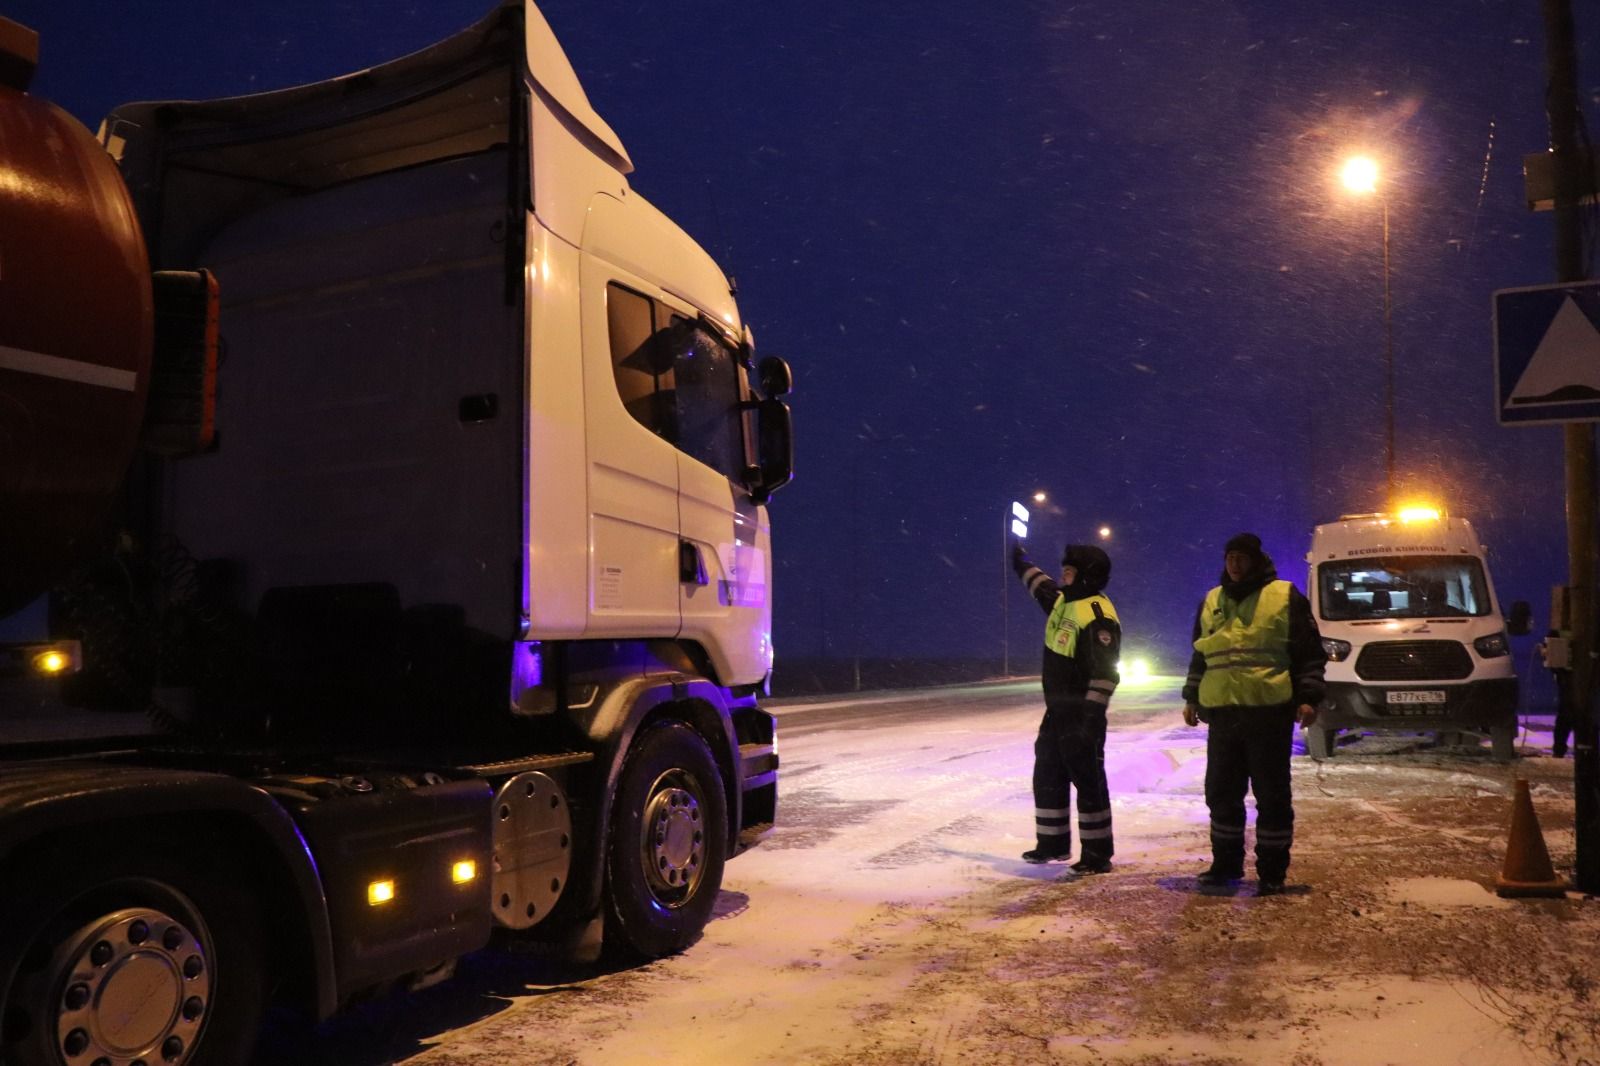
top-left (459, 751), bottom-right (593, 776)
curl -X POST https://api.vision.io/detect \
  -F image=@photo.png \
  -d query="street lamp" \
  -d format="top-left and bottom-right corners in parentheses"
top-left (1003, 497), bottom-right (1038, 677)
top-left (1341, 152), bottom-right (1395, 505)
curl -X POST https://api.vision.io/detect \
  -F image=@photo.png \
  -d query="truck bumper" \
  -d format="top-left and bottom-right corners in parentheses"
top-left (1322, 678), bottom-right (1518, 732)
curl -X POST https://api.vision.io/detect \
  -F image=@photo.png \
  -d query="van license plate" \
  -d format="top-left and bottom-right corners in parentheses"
top-left (1387, 690), bottom-right (1445, 705)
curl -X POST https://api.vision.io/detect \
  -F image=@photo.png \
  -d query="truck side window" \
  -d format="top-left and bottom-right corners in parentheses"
top-left (606, 283), bottom-right (675, 439)
top-left (665, 319), bottom-right (744, 480)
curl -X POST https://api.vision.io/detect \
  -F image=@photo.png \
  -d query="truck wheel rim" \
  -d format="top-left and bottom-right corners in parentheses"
top-left (50, 906), bottom-right (211, 1066)
top-left (640, 771), bottom-right (705, 905)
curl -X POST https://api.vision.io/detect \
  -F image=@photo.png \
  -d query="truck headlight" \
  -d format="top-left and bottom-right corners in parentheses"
top-left (1474, 632), bottom-right (1509, 658)
top-left (1321, 638), bottom-right (1352, 662)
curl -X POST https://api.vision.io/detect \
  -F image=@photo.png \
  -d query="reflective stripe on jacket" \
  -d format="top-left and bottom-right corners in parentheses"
top-left (1045, 594), bottom-right (1118, 659)
top-left (1194, 580), bottom-right (1292, 707)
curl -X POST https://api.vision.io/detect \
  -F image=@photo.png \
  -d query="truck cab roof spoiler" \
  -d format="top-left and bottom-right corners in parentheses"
top-left (0, 17), bottom-right (39, 92)
top-left (104, 0), bottom-right (632, 176)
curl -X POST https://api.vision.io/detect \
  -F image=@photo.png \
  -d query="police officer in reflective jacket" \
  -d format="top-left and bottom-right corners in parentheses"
top-left (1012, 541), bottom-right (1121, 872)
top-left (1182, 532), bottom-right (1326, 896)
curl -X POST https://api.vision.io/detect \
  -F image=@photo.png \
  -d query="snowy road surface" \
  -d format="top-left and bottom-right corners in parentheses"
top-left (257, 678), bottom-right (1600, 1065)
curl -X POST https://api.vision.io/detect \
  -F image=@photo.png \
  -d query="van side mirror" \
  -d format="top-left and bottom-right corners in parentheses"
top-left (745, 397), bottom-right (793, 504)
top-left (1507, 600), bottom-right (1532, 637)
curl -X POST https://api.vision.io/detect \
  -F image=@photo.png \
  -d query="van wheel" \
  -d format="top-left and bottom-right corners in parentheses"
top-left (0, 855), bottom-right (265, 1066)
top-left (604, 721), bottom-right (728, 960)
top-left (1306, 725), bottom-right (1335, 761)
top-left (1491, 724), bottom-right (1517, 762)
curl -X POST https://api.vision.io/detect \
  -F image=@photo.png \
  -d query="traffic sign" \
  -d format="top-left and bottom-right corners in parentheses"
top-left (1494, 280), bottom-right (1600, 425)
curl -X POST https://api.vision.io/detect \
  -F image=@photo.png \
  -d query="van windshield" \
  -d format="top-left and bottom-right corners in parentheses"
top-left (1317, 556), bottom-right (1492, 621)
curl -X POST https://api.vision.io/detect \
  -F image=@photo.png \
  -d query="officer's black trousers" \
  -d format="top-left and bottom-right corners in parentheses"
top-left (1032, 700), bottom-right (1113, 859)
top-left (1203, 705), bottom-right (1296, 881)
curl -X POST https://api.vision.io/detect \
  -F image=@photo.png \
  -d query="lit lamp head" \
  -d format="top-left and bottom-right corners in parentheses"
top-left (1340, 155), bottom-right (1380, 195)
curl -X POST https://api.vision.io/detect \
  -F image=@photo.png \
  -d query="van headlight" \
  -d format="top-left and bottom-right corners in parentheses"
top-left (1321, 638), bottom-right (1352, 662)
top-left (1474, 632), bottom-right (1509, 658)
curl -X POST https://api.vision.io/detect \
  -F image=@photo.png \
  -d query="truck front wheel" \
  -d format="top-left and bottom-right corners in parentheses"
top-left (0, 855), bottom-right (264, 1066)
top-left (604, 721), bottom-right (729, 959)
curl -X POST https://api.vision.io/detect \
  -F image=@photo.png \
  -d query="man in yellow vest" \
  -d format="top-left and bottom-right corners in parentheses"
top-left (1012, 541), bottom-right (1121, 873)
top-left (1182, 532), bottom-right (1326, 896)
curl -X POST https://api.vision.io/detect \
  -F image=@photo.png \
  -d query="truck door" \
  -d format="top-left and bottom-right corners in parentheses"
top-left (580, 267), bottom-right (681, 638)
top-left (662, 316), bottom-right (771, 687)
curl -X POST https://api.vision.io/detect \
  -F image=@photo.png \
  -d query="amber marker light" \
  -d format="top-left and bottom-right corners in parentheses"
top-left (1398, 506), bottom-right (1441, 523)
top-left (33, 650), bottom-right (69, 675)
top-left (451, 860), bottom-right (477, 884)
top-left (367, 879), bottom-right (396, 906)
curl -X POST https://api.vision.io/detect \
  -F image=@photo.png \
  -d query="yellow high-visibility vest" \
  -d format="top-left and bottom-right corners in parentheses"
top-left (1194, 580), bottom-right (1293, 707)
top-left (1044, 594), bottom-right (1118, 659)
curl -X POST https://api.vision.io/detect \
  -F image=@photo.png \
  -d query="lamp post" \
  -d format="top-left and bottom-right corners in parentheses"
top-left (1341, 154), bottom-right (1395, 504)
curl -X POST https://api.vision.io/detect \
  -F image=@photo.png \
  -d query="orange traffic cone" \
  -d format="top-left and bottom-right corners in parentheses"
top-left (1495, 778), bottom-right (1568, 898)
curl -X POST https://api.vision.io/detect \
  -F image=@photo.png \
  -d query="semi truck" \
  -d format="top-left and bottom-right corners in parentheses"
top-left (0, 4), bottom-right (793, 1063)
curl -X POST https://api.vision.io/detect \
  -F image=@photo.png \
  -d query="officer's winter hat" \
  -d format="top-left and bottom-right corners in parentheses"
top-left (1223, 532), bottom-right (1264, 564)
top-left (1061, 544), bottom-right (1112, 594)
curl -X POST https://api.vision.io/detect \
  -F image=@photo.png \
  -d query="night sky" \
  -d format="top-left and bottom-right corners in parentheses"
top-left (16, 1), bottom-right (1596, 675)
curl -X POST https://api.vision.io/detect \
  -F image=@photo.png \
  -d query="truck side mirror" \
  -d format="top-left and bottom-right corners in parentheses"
top-left (746, 397), bottom-right (793, 504)
top-left (1507, 600), bottom-right (1532, 637)
top-left (757, 355), bottom-right (792, 398)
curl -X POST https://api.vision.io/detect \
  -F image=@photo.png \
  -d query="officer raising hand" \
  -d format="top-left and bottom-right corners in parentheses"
top-left (1012, 539), bottom-right (1121, 873)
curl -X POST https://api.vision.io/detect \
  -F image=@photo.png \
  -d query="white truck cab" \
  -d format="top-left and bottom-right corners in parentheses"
top-left (1306, 511), bottom-right (1528, 760)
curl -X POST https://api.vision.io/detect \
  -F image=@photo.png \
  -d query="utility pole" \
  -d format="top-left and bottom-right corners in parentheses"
top-left (1382, 194), bottom-right (1395, 505)
top-left (1541, 0), bottom-right (1600, 893)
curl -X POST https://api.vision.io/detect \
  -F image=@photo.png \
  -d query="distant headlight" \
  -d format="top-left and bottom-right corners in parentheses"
top-left (1321, 638), bottom-right (1352, 662)
top-left (1474, 632), bottom-right (1509, 658)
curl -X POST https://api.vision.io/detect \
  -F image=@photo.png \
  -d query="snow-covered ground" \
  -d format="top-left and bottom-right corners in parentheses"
top-left (260, 678), bottom-right (1600, 1065)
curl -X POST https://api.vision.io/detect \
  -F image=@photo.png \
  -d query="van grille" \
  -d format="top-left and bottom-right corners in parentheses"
top-left (1354, 640), bottom-right (1473, 681)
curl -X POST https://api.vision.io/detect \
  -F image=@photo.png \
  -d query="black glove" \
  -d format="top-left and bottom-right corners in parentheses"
top-left (1010, 542), bottom-right (1028, 572)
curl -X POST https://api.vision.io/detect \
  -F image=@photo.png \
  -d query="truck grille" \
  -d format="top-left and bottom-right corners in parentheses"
top-left (1354, 640), bottom-right (1473, 681)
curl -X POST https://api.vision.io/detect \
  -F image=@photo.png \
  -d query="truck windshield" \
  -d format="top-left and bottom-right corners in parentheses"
top-left (1317, 556), bottom-right (1492, 621)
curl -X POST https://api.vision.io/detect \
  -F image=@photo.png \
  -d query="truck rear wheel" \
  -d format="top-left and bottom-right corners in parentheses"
top-left (604, 721), bottom-right (728, 960)
top-left (0, 854), bottom-right (264, 1066)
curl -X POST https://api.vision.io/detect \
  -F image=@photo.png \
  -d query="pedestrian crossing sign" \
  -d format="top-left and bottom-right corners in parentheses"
top-left (1494, 280), bottom-right (1600, 425)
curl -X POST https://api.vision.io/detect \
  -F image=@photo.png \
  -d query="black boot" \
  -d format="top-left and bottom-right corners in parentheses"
top-left (1022, 843), bottom-right (1071, 864)
top-left (1070, 845), bottom-right (1113, 874)
top-left (1196, 863), bottom-right (1244, 887)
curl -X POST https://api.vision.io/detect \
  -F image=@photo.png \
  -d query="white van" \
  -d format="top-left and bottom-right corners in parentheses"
top-left (1305, 511), bottom-right (1528, 760)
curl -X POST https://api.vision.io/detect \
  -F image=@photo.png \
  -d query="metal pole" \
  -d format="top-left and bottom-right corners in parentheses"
top-left (1541, 0), bottom-right (1599, 893)
top-left (1002, 509), bottom-right (1010, 677)
top-left (1383, 194), bottom-right (1395, 506)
